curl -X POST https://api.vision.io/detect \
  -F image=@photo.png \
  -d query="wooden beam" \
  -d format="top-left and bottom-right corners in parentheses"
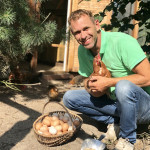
top-left (132, 0), bottom-right (139, 39)
top-left (51, 44), bottom-right (64, 48)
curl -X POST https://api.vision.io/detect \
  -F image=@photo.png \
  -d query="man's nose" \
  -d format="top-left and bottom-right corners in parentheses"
top-left (81, 31), bottom-right (86, 39)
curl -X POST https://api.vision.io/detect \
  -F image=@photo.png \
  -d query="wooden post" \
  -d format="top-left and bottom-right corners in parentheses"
top-left (132, 0), bottom-right (139, 39)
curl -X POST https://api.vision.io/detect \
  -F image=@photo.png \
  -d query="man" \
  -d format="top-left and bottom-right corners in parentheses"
top-left (63, 9), bottom-right (150, 150)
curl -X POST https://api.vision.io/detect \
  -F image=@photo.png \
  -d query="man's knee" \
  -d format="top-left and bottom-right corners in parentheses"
top-left (63, 90), bottom-right (72, 107)
top-left (115, 80), bottom-right (135, 101)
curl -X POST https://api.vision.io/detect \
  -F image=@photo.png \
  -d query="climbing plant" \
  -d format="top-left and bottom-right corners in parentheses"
top-left (95, 0), bottom-right (150, 53)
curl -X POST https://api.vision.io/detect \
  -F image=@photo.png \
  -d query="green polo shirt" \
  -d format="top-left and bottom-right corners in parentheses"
top-left (78, 30), bottom-right (149, 100)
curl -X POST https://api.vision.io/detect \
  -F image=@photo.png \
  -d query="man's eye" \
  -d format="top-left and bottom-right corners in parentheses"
top-left (74, 31), bottom-right (80, 35)
top-left (84, 27), bottom-right (88, 31)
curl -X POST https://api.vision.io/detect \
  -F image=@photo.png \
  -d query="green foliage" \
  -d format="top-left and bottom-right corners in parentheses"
top-left (96, 0), bottom-right (150, 52)
top-left (0, 0), bottom-right (57, 67)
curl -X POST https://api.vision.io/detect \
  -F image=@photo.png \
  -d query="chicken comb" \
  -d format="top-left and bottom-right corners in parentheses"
top-left (97, 53), bottom-right (101, 60)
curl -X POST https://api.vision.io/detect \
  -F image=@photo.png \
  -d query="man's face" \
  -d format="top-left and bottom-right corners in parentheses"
top-left (70, 15), bottom-right (100, 50)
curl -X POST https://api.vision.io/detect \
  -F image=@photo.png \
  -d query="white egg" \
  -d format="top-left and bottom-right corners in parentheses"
top-left (38, 130), bottom-right (43, 134)
top-left (48, 126), bottom-right (57, 135)
top-left (68, 126), bottom-right (73, 131)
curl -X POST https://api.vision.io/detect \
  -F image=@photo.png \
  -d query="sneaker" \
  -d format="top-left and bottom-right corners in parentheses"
top-left (114, 138), bottom-right (134, 150)
top-left (101, 123), bottom-right (120, 144)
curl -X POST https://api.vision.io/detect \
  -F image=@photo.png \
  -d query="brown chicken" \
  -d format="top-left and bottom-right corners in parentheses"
top-left (48, 85), bottom-right (59, 101)
top-left (9, 66), bottom-right (42, 84)
top-left (69, 75), bottom-right (85, 87)
top-left (9, 66), bottom-right (24, 83)
top-left (85, 53), bottom-right (111, 97)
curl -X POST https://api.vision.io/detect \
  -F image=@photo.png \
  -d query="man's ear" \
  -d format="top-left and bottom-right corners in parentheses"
top-left (95, 19), bottom-right (101, 31)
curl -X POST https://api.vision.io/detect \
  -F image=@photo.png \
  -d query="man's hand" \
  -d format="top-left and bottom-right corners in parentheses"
top-left (84, 76), bottom-right (109, 97)
top-left (89, 76), bottom-right (109, 90)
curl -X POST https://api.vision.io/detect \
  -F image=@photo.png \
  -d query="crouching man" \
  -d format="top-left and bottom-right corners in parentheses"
top-left (63, 9), bottom-right (150, 150)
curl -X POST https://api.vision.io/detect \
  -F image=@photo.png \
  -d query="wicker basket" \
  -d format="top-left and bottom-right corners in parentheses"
top-left (33, 101), bottom-right (83, 146)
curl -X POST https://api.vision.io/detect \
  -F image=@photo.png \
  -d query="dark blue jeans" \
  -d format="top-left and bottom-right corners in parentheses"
top-left (63, 80), bottom-right (150, 143)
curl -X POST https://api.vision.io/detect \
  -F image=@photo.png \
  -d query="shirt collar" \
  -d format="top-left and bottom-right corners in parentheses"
top-left (99, 29), bottom-right (106, 55)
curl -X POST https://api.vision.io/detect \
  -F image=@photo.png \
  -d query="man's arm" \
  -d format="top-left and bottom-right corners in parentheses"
top-left (88, 58), bottom-right (150, 93)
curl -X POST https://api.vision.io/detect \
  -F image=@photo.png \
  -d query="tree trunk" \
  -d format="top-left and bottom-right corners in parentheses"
top-left (28, 0), bottom-right (41, 71)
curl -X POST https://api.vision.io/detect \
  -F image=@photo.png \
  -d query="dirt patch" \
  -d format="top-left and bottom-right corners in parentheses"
top-left (0, 63), bottom-right (150, 150)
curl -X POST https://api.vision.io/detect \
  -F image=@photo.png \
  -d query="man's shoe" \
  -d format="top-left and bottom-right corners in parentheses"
top-left (101, 123), bottom-right (120, 144)
top-left (114, 138), bottom-right (134, 150)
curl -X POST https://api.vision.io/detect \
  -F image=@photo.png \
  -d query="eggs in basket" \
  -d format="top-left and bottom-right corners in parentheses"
top-left (35, 112), bottom-right (81, 137)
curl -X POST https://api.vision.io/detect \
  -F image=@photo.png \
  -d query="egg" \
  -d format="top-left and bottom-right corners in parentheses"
top-left (55, 125), bottom-right (62, 132)
top-left (68, 126), bottom-right (74, 131)
top-left (51, 116), bottom-right (59, 121)
top-left (43, 131), bottom-right (51, 136)
top-left (35, 122), bottom-right (43, 130)
top-left (44, 116), bottom-right (52, 121)
top-left (37, 130), bottom-right (43, 134)
top-left (57, 131), bottom-right (63, 135)
top-left (52, 113), bottom-right (59, 117)
top-left (74, 117), bottom-right (79, 121)
top-left (63, 130), bottom-right (68, 134)
top-left (49, 126), bottom-right (57, 135)
top-left (64, 113), bottom-right (70, 118)
top-left (39, 125), bottom-right (49, 132)
top-left (73, 120), bottom-right (80, 127)
top-left (67, 121), bottom-right (72, 126)
top-left (51, 120), bottom-right (60, 126)
top-left (62, 123), bottom-right (69, 132)
top-left (62, 116), bottom-right (69, 123)
top-left (59, 114), bottom-right (63, 120)
top-left (59, 120), bottom-right (64, 126)
top-left (42, 118), bottom-right (51, 126)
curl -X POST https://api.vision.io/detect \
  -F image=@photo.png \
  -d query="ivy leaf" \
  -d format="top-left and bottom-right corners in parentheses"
top-left (138, 35), bottom-right (146, 46)
top-left (105, 5), bottom-right (112, 12)
top-left (111, 27), bottom-right (119, 32)
top-left (119, 4), bottom-right (126, 15)
top-left (94, 14), bottom-right (104, 22)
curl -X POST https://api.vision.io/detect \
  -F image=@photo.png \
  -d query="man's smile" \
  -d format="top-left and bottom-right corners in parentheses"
top-left (81, 37), bottom-right (91, 46)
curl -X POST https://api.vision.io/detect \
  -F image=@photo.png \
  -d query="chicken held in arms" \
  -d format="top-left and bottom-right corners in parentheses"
top-left (84, 53), bottom-right (111, 97)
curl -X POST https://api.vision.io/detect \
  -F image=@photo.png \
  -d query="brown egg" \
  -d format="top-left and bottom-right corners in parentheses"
top-left (51, 116), bottom-right (59, 121)
top-left (35, 122), bottom-right (43, 130)
top-left (55, 125), bottom-right (62, 132)
top-left (73, 120), bottom-right (80, 127)
top-left (39, 125), bottom-right (49, 132)
top-left (43, 131), bottom-right (51, 136)
top-left (42, 118), bottom-right (51, 126)
top-left (44, 116), bottom-right (52, 121)
top-left (62, 123), bottom-right (69, 132)
top-left (59, 120), bottom-right (64, 125)
top-left (57, 131), bottom-right (63, 135)
top-left (62, 116), bottom-right (69, 123)
top-left (51, 120), bottom-right (60, 126)
top-left (63, 130), bottom-right (68, 134)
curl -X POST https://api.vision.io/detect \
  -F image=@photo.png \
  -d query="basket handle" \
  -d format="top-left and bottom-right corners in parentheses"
top-left (42, 101), bottom-right (75, 129)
